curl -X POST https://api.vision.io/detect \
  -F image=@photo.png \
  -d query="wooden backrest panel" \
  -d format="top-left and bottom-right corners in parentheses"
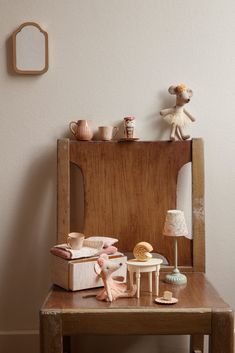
top-left (57, 139), bottom-right (205, 270)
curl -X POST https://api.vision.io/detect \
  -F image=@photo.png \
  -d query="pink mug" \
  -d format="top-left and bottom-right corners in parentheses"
top-left (98, 126), bottom-right (119, 141)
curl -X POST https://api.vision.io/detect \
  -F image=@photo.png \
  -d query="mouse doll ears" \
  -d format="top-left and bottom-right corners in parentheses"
top-left (168, 84), bottom-right (193, 97)
top-left (94, 253), bottom-right (109, 275)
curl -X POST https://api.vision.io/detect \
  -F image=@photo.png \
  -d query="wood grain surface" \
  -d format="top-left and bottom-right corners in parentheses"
top-left (57, 139), bottom-right (70, 244)
top-left (40, 273), bottom-right (233, 351)
top-left (210, 309), bottom-right (234, 353)
top-left (41, 273), bottom-right (229, 312)
top-left (41, 273), bottom-right (232, 337)
top-left (192, 139), bottom-right (205, 272)
top-left (69, 140), bottom-right (192, 266)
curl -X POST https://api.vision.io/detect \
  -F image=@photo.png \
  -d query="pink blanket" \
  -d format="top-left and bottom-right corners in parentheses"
top-left (50, 245), bottom-right (118, 260)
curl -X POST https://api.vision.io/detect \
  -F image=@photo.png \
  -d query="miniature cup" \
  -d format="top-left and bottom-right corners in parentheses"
top-left (67, 232), bottom-right (85, 250)
top-left (123, 117), bottom-right (135, 138)
top-left (98, 126), bottom-right (119, 141)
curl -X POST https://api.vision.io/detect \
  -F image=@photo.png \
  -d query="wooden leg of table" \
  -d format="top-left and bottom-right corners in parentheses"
top-left (136, 271), bottom-right (141, 298)
top-left (148, 272), bottom-right (152, 292)
top-left (190, 334), bottom-right (204, 353)
top-left (154, 265), bottom-right (160, 296)
top-left (129, 270), bottom-right (134, 290)
top-left (40, 312), bottom-right (63, 353)
top-left (63, 336), bottom-right (71, 353)
top-left (209, 309), bottom-right (234, 353)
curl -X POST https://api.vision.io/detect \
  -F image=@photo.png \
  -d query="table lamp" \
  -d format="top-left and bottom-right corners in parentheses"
top-left (163, 209), bottom-right (188, 285)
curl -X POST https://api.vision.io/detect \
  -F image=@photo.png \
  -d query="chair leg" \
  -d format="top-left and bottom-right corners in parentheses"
top-left (40, 312), bottom-right (63, 353)
top-left (209, 309), bottom-right (234, 353)
top-left (190, 334), bottom-right (204, 353)
top-left (63, 336), bottom-right (71, 353)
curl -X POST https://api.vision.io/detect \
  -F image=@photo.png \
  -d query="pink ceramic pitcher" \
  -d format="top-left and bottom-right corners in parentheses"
top-left (69, 120), bottom-right (93, 141)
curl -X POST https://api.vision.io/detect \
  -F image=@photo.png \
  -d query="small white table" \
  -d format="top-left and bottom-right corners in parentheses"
top-left (126, 258), bottom-right (163, 298)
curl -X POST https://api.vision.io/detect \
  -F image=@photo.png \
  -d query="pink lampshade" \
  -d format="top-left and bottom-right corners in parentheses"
top-left (163, 210), bottom-right (188, 237)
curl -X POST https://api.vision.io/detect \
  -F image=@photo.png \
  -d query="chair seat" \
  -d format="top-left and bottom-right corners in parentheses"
top-left (42, 273), bottom-right (229, 311)
top-left (40, 273), bottom-right (232, 336)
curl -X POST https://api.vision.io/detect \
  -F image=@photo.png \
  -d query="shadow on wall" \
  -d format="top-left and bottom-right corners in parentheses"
top-left (0, 147), bottom-right (57, 330)
top-left (144, 90), bottom-right (173, 141)
top-left (6, 34), bottom-right (16, 76)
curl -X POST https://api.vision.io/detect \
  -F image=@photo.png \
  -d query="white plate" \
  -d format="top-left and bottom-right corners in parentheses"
top-left (155, 297), bottom-right (178, 305)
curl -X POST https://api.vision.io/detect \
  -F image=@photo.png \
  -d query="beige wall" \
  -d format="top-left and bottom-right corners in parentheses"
top-left (0, 0), bottom-right (235, 352)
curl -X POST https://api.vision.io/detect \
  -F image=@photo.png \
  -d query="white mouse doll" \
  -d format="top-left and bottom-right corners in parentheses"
top-left (94, 254), bottom-right (136, 302)
top-left (160, 83), bottom-right (196, 141)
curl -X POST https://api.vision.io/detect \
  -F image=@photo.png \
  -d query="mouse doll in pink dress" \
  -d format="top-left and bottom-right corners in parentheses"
top-left (94, 254), bottom-right (136, 302)
top-left (160, 84), bottom-right (196, 141)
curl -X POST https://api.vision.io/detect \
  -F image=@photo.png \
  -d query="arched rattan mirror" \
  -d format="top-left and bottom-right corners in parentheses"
top-left (12, 22), bottom-right (48, 75)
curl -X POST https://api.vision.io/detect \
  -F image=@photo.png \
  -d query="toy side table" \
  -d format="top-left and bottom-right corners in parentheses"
top-left (126, 258), bottom-right (163, 298)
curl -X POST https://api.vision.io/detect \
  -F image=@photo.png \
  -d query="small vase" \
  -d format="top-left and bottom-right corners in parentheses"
top-left (69, 120), bottom-right (93, 141)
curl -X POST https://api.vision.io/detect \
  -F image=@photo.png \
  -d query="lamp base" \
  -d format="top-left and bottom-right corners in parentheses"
top-left (165, 268), bottom-right (187, 285)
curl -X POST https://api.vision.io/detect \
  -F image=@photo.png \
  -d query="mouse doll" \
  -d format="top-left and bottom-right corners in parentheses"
top-left (94, 254), bottom-right (137, 302)
top-left (160, 83), bottom-right (196, 141)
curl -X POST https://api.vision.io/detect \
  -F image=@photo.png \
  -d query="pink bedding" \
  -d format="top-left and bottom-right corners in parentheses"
top-left (50, 245), bottom-right (118, 260)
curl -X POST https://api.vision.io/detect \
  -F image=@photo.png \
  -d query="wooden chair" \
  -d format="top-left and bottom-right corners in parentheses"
top-left (40, 138), bottom-right (234, 353)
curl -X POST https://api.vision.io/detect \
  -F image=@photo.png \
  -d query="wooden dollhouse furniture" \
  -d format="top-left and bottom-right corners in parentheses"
top-left (40, 138), bottom-right (234, 353)
top-left (126, 258), bottom-right (163, 298)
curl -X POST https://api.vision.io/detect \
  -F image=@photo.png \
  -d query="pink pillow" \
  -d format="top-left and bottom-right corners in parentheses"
top-left (96, 246), bottom-right (118, 256)
top-left (86, 236), bottom-right (118, 248)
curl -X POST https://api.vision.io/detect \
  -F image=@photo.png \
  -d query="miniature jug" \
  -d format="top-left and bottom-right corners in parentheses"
top-left (69, 119), bottom-right (93, 141)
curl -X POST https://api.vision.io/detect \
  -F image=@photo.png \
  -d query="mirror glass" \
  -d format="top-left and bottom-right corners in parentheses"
top-left (12, 22), bottom-right (48, 74)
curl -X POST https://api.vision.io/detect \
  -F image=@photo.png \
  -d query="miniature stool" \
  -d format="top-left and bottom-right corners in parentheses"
top-left (126, 258), bottom-right (163, 298)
